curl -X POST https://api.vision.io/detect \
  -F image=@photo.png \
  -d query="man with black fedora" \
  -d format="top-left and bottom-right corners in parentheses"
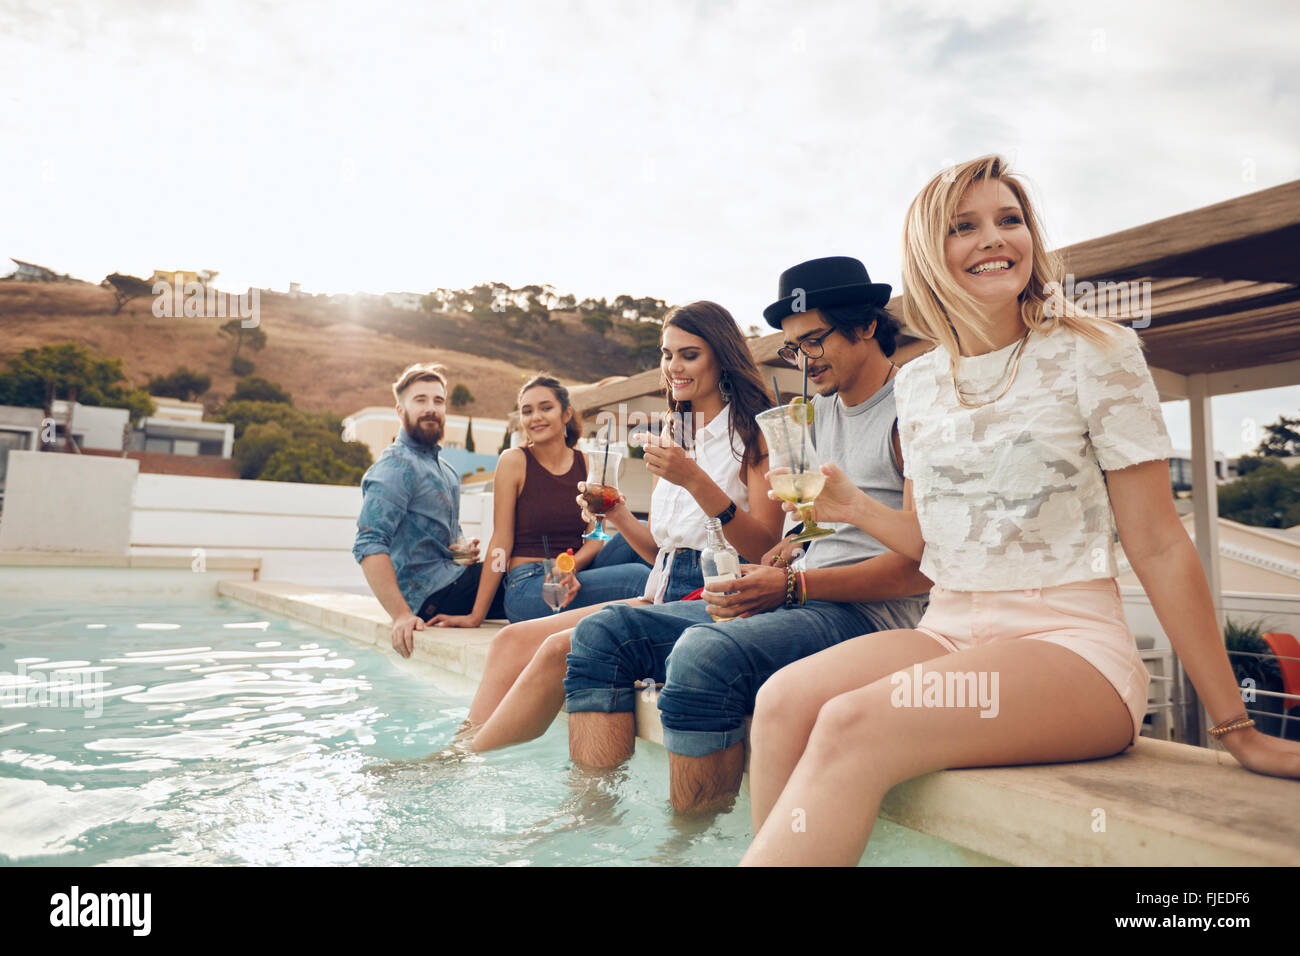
top-left (563, 255), bottom-right (932, 814)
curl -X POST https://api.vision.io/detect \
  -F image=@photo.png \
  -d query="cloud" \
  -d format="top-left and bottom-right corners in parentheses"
top-left (1, 0), bottom-right (1296, 327)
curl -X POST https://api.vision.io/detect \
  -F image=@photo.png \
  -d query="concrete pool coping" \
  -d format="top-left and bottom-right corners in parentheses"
top-left (217, 578), bottom-right (1300, 867)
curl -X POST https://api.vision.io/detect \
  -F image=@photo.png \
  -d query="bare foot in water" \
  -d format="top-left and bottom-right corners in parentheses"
top-left (362, 720), bottom-right (483, 776)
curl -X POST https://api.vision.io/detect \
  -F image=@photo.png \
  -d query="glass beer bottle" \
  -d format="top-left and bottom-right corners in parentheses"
top-left (700, 517), bottom-right (741, 622)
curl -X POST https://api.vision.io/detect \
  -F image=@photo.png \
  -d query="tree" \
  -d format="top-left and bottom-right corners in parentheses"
top-left (450, 383), bottom-right (475, 410)
top-left (197, 269), bottom-right (219, 286)
top-left (259, 437), bottom-right (370, 485)
top-left (1217, 459), bottom-right (1300, 528)
top-left (219, 318), bottom-right (268, 362)
top-left (581, 314), bottom-right (612, 337)
top-left (147, 367), bottom-right (211, 401)
top-left (231, 376), bottom-right (292, 405)
top-left (217, 399), bottom-right (371, 484)
top-left (624, 321), bottom-right (665, 369)
top-left (1255, 414), bottom-right (1300, 458)
top-left (464, 416), bottom-right (475, 453)
top-left (103, 273), bottom-right (154, 315)
top-left (0, 342), bottom-right (154, 422)
top-left (230, 355), bottom-right (255, 376)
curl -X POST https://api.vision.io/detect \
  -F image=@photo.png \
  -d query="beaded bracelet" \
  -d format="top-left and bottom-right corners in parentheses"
top-left (797, 570), bottom-right (807, 605)
top-left (784, 566), bottom-right (798, 607)
top-left (1208, 713), bottom-right (1255, 738)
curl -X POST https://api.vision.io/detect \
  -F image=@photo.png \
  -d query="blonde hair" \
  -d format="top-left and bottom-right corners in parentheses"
top-left (392, 363), bottom-right (448, 402)
top-left (901, 155), bottom-right (1121, 356)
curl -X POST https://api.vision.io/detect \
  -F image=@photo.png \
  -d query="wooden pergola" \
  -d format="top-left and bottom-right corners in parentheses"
top-left (575, 178), bottom-right (1300, 743)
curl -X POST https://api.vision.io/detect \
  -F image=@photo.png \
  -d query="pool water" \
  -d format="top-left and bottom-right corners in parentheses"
top-left (0, 598), bottom-right (981, 866)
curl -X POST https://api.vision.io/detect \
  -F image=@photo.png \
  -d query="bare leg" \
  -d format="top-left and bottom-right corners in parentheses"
top-left (741, 640), bottom-right (1133, 866)
top-left (749, 628), bottom-right (952, 833)
top-left (471, 630), bottom-right (573, 751)
top-left (569, 712), bottom-right (636, 767)
top-left (668, 742), bottom-right (745, 814)
top-left (466, 600), bottom-right (626, 726)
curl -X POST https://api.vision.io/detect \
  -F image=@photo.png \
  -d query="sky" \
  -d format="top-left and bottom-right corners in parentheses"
top-left (1, 0), bottom-right (1298, 454)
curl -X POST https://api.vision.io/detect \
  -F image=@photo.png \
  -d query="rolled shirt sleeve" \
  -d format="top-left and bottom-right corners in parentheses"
top-left (353, 458), bottom-right (411, 562)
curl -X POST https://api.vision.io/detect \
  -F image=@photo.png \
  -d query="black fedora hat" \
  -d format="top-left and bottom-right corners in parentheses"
top-left (763, 256), bottom-right (892, 329)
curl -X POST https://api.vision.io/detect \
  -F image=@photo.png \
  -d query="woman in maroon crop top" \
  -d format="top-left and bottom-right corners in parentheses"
top-left (426, 374), bottom-right (651, 627)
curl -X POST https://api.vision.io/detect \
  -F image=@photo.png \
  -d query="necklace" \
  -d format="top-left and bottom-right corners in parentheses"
top-left (950, 331), bottom-right (1031, 409)
top-left (880, 361), bottom-right (896, 392)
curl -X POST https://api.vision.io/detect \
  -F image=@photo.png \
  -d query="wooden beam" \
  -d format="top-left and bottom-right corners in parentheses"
top-left (1207, 358), bottom-right (1300, 396)
top-left (1058, 179), bottom-right (1300, 283)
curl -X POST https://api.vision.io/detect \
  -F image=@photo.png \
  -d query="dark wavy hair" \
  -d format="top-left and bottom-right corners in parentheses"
top-left (818, 302), bottom-right (900, 357)
top-left (519, 374), bottom-right (580, 448)
top-left (661, 301), bottom-right (775, 470)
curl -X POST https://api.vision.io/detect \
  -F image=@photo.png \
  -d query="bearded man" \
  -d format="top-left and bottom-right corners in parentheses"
top-left (353, 363), bottom-right (505, 656)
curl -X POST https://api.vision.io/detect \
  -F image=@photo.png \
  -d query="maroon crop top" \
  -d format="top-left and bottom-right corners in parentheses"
top-left (512, 445), bottom-right (588, 558)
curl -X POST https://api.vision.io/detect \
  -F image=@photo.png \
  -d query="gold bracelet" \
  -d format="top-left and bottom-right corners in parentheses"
top-left (1208, 714), bottom-right (1255, 738)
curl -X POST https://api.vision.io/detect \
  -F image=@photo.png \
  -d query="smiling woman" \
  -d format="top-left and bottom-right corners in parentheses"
top-left (428, 374), bottom-right (651, 629)
top-left (740, 155), bottom-right (1300, 867)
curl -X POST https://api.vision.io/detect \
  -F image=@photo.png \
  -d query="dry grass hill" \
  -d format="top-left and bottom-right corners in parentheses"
top-left (0, 281), bottom-right (646, 419)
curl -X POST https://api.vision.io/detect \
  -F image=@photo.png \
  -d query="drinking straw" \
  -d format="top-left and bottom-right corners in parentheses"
top-left (770, 374), bottom-right (795, 473)
top-left (799, 356), bottom-right (809, 470)
top-left (599, 422), bottom-right (612, 487)
top-left (542, 534), bottom-right (551, 562)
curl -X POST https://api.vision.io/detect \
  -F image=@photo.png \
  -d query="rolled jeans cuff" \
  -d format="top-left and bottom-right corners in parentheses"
top-left (661, 723), bottom-right (747, 758)
top-left (562, 684), bottom-right (638, 715)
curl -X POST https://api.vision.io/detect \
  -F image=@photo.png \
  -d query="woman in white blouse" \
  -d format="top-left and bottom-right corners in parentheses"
top-left (741, 156), bottom-right (1300, 866)
top-left (451, 301), bottom-right (784, 753)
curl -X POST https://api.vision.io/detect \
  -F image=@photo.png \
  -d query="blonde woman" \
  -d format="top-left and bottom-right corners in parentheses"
top-left (741, 156), bottom-right (1300, 866)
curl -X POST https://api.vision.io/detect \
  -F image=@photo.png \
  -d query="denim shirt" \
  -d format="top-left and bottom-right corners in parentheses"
top-left (352, 427), bottom-right (466, 613)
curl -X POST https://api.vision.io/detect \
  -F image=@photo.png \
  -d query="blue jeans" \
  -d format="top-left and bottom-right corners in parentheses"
top-left (588, 531), bottom-right (654, 570)
top-left (564, 599), bottom-right (882, 757)
top-left (502, 558), bottom-right (651, 623)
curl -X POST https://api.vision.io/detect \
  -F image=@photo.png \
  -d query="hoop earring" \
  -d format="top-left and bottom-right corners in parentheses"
top-left (718, 372), bottom-right (732, 400)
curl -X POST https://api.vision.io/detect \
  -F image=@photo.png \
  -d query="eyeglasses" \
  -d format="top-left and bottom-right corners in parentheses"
top-left (777, 331), bottom-right (834, 366)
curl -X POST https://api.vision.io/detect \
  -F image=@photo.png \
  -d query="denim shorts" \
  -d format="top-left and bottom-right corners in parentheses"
top-left (502, 558), bottom-right (651, 623)
top-left (564, 599), bottom-right (882, 757)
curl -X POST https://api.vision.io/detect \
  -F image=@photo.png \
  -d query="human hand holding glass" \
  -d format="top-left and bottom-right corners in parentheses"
top-left (540, 558), bottom-right (574, 613)
top-left (580, 447), bottom-right (623, 542)
top-left (767, 461), bottom-right (867, 529)
top-left (756, 404), bottom-right (835, 543)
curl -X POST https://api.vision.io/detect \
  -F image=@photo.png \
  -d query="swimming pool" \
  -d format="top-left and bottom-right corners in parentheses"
top-left (0, 597), bottom-right (990, 866)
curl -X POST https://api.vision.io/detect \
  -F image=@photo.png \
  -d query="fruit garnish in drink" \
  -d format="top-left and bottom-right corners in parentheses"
top-left (555, 551), bottom-right (576, 574)
top-left (787, 397), bottom-right (814, 425)
top-left (581, 484), bottom-right (620, 515)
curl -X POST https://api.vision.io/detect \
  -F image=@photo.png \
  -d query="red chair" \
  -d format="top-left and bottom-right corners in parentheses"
top-left (1261, 632), bottom-right (1300, 713)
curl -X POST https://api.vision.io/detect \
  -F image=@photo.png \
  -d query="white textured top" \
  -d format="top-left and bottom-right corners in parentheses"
top-left (643, 404), bottom-right (751, 602)
top-left (894, 323), bottom-right (1173, 591)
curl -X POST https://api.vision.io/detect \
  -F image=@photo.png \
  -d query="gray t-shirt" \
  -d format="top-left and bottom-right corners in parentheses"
top-left (804, 381), bottom-right (929, 631)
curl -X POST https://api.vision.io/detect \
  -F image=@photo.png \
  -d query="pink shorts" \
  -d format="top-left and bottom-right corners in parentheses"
top-left (914, 578), bottom-right (1150, 745)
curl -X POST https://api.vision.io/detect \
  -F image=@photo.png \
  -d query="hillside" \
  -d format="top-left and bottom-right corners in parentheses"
top-left (0, 282), bottom-right (649, 419)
